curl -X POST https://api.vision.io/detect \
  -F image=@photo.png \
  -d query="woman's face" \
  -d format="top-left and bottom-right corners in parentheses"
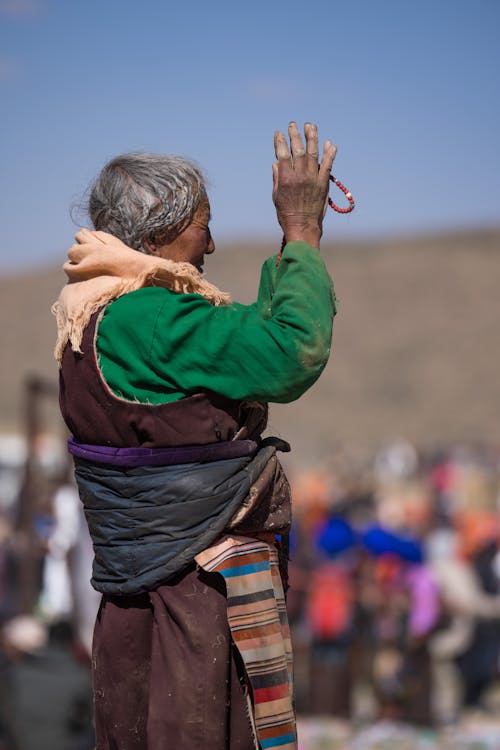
top-left (148, 195), bottom-right (215, 272)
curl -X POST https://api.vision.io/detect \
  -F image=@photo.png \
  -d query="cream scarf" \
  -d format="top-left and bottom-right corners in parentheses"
top-left (52, 229), bottom-right (230, 365)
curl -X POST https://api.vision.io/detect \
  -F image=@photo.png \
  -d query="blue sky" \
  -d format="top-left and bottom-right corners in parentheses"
top-left (0, 0), bottom-right (499, 270)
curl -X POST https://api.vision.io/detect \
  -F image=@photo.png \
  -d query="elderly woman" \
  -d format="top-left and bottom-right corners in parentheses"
top-left (53, 122), bottom-right (337, 750)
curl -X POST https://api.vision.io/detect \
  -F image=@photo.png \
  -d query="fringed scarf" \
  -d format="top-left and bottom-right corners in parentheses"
top-left (52, 229), bottom-right (230, 365)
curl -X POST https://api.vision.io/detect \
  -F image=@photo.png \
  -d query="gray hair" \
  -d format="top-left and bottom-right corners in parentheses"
top-left (88, 153), bottom-right (206, 251)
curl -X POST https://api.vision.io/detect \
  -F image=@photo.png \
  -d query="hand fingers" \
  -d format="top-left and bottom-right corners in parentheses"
top-left (272, 162), bottom-right (279, 195)
top-left (304, 122), bottom-right (319, 161)
top-left (69, 230), bottom-right (110, 262)
top-left (67, 244), bottom-right (84, 263)
top-left (92, 230), bottom-right (127, 246)
top-left (91, 230), bottom-right (112, 244)
top-left (288, 121), bottom-right (306, 161)
top-left (274, 130), bottom-right (291, 161)
top-left (275, 122), bottom-right (336, 182)
top-left (74, 228), bottom-right (99, 245)
top-left (322, 192), bottom-right (330, 219)
top-left (318, 140), bottom-right (337, 183)
top-left (67, 241), bottom-right (103, 263)
top-left (75, 228), bottom-right (124, 246)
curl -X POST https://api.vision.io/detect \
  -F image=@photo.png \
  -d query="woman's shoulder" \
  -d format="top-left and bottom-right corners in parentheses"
top-left (109, 286), bottom-right (173, 308)
top-left (99, 288), bottom-right (166, 329)
top-left (105, 286), bottom-right (199, 316)
top-left (100, 286), bottom-right (215, 333)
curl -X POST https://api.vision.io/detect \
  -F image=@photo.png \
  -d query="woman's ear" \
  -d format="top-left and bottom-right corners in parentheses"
top-left (142, 238), bottom-right (157, 255)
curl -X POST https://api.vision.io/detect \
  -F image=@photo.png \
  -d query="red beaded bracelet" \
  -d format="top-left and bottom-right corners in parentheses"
top-left (276, 173), bottom-right (355, 264)
top-left (328, 175), bottom-right (355, 214)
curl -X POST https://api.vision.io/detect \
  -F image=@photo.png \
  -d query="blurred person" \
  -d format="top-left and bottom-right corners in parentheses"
top-left (0, 514), bottom-right (17, 623)
top-left (305, 517), bottom-right (358, 717)
top-left (39, 480), bottom-right (100, 656)
top-left (285, 469), bottom-right (337, 629)
top-left (1, 617), bottom-right (93, 750)
top-left (373, 439), bottom-right (418, 484)
top-left (456, 537), bottom-right (500, 710)
top-left (286, 476), bottom-right (366, 715)
top-left (427, 528), bottom-right (500, 722)
top-left (40, 481), bottom-right (81, 622)
top-left (52, 123), bottom-right (338, 749)
top-left (359, 527), bottom-right (440, 726)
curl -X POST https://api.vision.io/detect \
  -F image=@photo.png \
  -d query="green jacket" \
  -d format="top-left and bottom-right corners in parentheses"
top-left (96, 241), bottom-right (336, 405)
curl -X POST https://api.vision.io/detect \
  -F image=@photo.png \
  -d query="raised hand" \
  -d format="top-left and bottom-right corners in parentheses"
top-left (272, 122), bottom-right (337, 248)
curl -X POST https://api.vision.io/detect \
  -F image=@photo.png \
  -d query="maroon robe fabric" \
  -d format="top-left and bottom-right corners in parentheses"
top-left (93, 565), bottom-right (255, 749)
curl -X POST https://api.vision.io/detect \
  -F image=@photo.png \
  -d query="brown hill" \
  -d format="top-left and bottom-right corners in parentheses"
top-left (1, 228), bottom-right (499, 465)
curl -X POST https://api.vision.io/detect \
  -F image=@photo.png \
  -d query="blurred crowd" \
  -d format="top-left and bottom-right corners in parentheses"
top-left (287, 439), bottom-right (500, 727)
top-left (0, 435), bottom-right (500, 748)
top-left (0, 435), bottom-right (99, 750)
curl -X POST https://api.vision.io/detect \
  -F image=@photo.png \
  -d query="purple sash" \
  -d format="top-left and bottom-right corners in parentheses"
top-left (67, 436), bottom-right (258, 468)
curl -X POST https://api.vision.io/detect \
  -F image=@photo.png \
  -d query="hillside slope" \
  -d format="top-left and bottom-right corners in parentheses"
top-left (0, 229), bottom-right (498, 464)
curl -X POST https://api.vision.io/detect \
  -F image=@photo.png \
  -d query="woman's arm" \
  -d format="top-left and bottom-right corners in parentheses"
top-left (97, 239), bottom-right (335, 404)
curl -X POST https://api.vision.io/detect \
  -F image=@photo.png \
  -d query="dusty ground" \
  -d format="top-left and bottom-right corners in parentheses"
top-left (297, 715), bottom-right (500, 749)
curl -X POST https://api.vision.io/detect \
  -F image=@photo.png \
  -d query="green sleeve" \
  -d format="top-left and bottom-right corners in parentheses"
top-left (97, 241), bottom-right (336, 404)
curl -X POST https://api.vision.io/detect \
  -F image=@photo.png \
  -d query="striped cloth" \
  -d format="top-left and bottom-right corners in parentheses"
top-left (196, 535), bottom-right (297, 750)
